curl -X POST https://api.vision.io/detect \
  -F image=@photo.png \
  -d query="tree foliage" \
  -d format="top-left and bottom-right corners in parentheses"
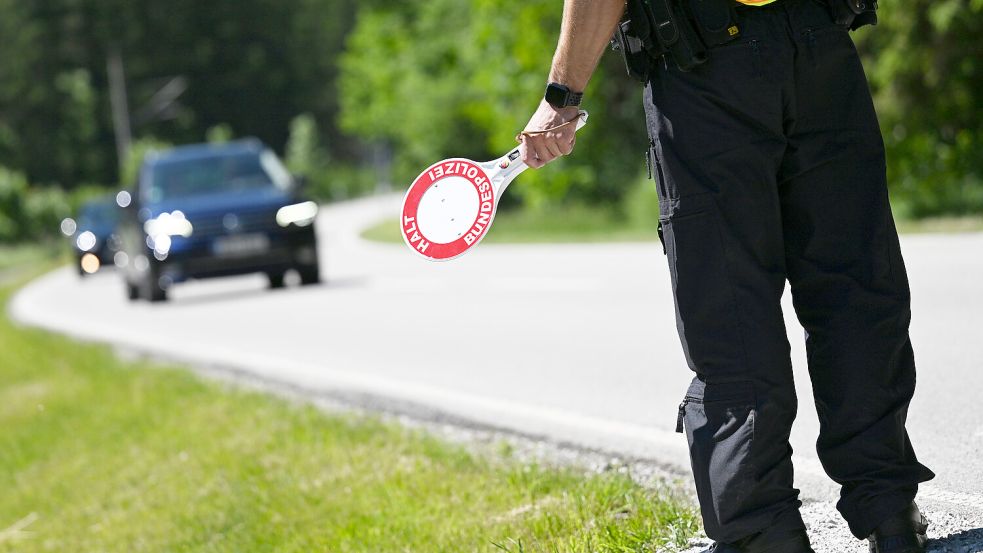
top-left (0, 0), bottom-right (981, 221)
top-left (339, 0), bottom-right (983, 213)
top-left (0, 0), bottom-right (358, 189)
top-left (0, 167), bottom-right (71, 242)
top-left (858, 0), bottom-right (983, 216)
top-left (339, 0), bottom-right (648, 209)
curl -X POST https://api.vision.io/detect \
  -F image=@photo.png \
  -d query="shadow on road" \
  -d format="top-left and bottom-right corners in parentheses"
top-left (164, 275), bottom-right (370, 308)
top-left (928, 527), bottom-right (983, 552)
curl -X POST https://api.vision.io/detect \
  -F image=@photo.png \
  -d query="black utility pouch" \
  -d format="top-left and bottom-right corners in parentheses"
top-left (611, 0), bottom-right (666, 83)
top-left (614, 0), bottom-right (721, 76)
top-left (613, 22), bottom-right (652, 82)
top-left (688, 0), bottom-right (742, 48)
top-left (828, 0), bottom-right (878, 30)
top-left (647, 0), bottom-right (709, 71)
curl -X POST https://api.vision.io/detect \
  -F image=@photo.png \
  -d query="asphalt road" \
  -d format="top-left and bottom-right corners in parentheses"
top-left (11, 195), bottom-right (983, 550)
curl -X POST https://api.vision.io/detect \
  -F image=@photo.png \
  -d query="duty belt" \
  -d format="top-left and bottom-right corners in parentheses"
top-left (613, 0), bottom-right (878, 78)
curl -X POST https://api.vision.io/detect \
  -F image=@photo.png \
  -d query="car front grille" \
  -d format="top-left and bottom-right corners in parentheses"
top-left (188, 208), bottom-right (279, 236)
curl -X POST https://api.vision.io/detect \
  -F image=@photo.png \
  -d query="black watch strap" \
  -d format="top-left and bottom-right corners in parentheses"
top-left (545, 82), bottom-right (583, 109)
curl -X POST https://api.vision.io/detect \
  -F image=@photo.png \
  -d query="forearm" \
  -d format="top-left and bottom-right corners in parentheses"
top-left (548, 0), bottom-right (626, 91)
top-left (518, 0), bottom-right (624, 168)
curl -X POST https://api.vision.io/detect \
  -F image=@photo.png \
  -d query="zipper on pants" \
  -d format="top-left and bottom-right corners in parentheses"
top-left (749, 39), bottom-right (762, 77)
top-left (645, 146), bottom-right (653, 180)
top-left (676, 400), bottom-right (689, 433)
top-left (802, 27), bottom-right (818, 65)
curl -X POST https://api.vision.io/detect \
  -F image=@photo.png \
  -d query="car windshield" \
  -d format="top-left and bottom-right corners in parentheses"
top-left (145, 150), bottom-right (291, 203)
top-left (78, 201), bottom-right (119, 229)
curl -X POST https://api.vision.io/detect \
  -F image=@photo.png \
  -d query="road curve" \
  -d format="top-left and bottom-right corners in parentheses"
top-left (10, 195), bottom-right (983, 549)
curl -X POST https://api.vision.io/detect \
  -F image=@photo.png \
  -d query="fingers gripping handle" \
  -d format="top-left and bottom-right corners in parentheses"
top-left (492, 110), bottom-right (589, 200)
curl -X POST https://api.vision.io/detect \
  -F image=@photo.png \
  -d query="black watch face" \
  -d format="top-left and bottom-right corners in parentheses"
top-left (545, 83), bottom-right (571, 108)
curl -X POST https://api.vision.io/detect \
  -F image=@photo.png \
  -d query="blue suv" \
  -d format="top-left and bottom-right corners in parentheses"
top-left (119, 140), bottom-right (320, 302)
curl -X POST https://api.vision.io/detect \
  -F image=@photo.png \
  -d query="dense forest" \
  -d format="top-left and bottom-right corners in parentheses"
top-left (1, 0), bottom-right (981, 242)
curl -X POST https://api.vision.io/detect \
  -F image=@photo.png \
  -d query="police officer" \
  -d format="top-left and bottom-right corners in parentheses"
top-left (518, 0), bottom-right (936, 551)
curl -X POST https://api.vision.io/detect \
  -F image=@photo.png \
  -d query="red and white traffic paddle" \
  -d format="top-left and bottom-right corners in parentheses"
top-left (400, 110), bottom-right (589, 261)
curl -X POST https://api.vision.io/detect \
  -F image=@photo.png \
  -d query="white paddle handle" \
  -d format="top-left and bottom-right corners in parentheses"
top-left (490, 110), bottom-right (589, 200)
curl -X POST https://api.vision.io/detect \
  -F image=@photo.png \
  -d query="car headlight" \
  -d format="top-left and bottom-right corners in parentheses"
top-left (276, 201), bottom-right (318, 227)
top-left (76, 230), bottom-right (97, 252)
top-left (143, 211), bottom-right (193, 238)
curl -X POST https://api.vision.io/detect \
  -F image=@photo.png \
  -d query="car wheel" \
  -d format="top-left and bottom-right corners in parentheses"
top-left (143, 265), bottom-right (168, 302)
top-left (267, 271), bottom-right (286, 289)
top-left (126, 281), bottom-right (140, 301)
top-left (146, 280), bottom-right (168, 302)
top-left (298, 264), bottom-right (320, 286)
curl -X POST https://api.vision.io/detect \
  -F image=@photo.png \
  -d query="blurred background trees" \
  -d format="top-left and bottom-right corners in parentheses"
top-left (0, 0), bottom-right (980, 242)
top-left (338, 0), bottom-right (646, 211)
top-left (858, 0), bottom-right (983, 217)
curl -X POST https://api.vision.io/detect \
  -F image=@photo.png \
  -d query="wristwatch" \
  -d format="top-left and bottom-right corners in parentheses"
top-left (544, 82), bottom-right (583, 109)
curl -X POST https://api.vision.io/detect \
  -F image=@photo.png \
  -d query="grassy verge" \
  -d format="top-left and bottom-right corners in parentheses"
top-left (0, 244), bottom-right (62, 273)
top-left (0, 261), bottom-right (698, 552)
top-left (895, 215), bottom-right (983, 234)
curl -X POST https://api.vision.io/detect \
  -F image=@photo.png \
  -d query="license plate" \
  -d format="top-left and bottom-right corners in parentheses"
top-left (212, 233), bottom-right (270, 257)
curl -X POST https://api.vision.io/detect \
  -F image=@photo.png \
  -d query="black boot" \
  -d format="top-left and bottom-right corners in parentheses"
top-left (867, 502), bottom-right (929, 553)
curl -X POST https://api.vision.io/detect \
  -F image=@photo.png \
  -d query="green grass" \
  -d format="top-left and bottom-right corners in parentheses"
top-left (895, 215), bottom-right (983, 234)
top-left (0, 260), bottom-right (699, 552)
top-left (0, 244), bottom-right (61, 273)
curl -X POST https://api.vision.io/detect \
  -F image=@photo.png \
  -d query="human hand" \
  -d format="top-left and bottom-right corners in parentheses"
top-left (517, 100), bottom-right (581, 169)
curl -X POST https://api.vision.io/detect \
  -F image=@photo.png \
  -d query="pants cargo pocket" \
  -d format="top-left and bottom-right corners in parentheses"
top-left (678, 378), bottom-right (757, 540)
top-left (661, 201), bottom-right (747, 375)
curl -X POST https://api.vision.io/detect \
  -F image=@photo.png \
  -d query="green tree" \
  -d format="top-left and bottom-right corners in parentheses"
top-left (120, 137), bottom-right (173, 188)
top-left (206, 124), bottom-right (234, 144)
top-left (339, 0), bottom-right (648, 210)
top-left (0, 167), bottom-right (71, 243)
top-left (0, 0), bottom-right (361, 188)
top-left (858, 0), bottom-right (983, 216)
top-left (285, 113), bottom-right (323, 177)
top-left (0, 1), bottom-right (111, 189)
top-left (0, 167), bottom-right (29, 241)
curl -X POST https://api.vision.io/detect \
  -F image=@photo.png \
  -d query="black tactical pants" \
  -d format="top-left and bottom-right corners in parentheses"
top-left (643, 0), bottom-right (935, 543)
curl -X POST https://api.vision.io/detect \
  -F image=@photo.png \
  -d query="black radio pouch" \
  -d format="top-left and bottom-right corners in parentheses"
top-left (612, 0), bottom-right (744, 77)
top-left (613, 21), bottom-right (654, 82)
top-left (612, 0), bottom-right (660, 82)
top-left (647, 0), bottom-right (709, 71)
top-left (829, 0), bottom-right (878, 30)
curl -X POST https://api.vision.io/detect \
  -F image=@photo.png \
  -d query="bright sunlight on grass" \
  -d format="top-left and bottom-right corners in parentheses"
top-left (0, 261), bottom-right (699, 552)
